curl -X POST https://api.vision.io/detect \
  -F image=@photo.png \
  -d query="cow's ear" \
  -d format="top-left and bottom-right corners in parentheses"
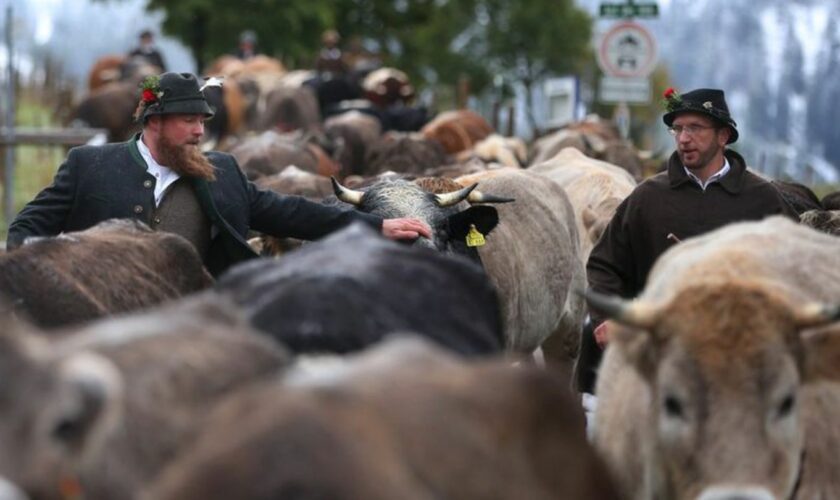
top-left (447, 206), bottom-right (500, 241)
top-left (582, 207), bottom-right (598, 230)
top-left (611, 325), bottom-right (660, 382)
top-left (50, 353), bottom-right (122, 452)
top-left (801, 328), bottom-right (840, 383)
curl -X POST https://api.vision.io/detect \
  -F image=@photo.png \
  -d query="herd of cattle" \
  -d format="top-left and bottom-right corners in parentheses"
top-left (3, 52), bottom-right (840, 499)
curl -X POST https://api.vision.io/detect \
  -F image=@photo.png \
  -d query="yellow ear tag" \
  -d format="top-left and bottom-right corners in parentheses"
top-left (466, 224), bottom-right (486, 247)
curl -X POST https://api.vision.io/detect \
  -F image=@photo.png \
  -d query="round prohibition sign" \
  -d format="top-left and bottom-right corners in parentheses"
top-left (598, 21), bottom-right (658, 78)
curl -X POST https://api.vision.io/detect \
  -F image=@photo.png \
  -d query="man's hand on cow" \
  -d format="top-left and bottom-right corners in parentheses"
top-left (382, 218), bottom-right (432, 241)
top-left (594, 321), bottom-right (612, 349)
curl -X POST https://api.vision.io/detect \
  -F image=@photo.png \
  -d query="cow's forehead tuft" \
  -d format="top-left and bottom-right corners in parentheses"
top-left (655, 281), bottom-right (799, 359)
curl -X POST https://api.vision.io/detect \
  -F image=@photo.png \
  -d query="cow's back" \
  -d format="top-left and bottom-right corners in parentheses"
top-left (0, 221), bottom-right (212, 329)
top-left (529, 147), bottom-right (636, 259)
top-left (643, 216), bottom-right (840, 304)
top-left (457, 168), bottom-right (587, 364)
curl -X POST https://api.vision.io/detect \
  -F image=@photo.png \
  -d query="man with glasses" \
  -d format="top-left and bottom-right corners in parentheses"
top-left (575, 88), bottom-right (796, 394)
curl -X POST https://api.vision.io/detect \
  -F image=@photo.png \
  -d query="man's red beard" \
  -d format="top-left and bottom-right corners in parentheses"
top-left (156, 134), bottom-right (216, 181)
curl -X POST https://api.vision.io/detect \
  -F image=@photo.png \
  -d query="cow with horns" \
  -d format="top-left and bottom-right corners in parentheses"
top-left (331, 176), bottom-right (513, 264)
top-left (589, 217), bottom-right (840, 500)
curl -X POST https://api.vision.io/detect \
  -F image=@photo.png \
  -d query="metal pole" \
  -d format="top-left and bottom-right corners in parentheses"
top-left (4, 5), bottom-right (15, 229)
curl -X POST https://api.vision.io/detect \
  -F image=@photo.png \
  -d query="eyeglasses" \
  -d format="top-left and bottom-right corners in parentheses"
top-left (668, 124), bottom-right (716, 137)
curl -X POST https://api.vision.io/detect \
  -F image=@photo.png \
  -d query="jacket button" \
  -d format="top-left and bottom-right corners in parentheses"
top-left (143, 180), bottom-right (153, 188)
top-left (134, 205), bottom-right (144, 214)
top-left (153, 217), bottom-right (161, 224)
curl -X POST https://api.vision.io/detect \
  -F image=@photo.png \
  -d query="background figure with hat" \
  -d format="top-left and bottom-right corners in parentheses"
top-left (6, 72), bottom-right (431, 277)
top-left (128, 30), bottom-right (167, 72)
top-left (575, 87), bottom-right (798, 394)
top-left (315, 29), bottom-right (349, 78)
top-left (235, 30), bottom-right (259, 60)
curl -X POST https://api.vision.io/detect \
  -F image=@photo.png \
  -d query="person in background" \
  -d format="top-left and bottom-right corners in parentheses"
top-left (128, 30), bottom-right (167, 71)
top-left (576, 87), bottom-right (798, 394)
top-left (315, 29), bottom-right (348, 78)
top-left (235, 30), bottom-right (259, 60)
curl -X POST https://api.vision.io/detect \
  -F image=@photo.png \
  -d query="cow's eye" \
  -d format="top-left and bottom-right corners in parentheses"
top-left (663, 394), bottom-right (684, 419)
top-left (777, 394), bottom-right (796, 419)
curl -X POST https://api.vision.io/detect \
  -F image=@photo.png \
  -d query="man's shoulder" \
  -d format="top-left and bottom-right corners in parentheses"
top-left (67, 141), bottom-right (130, 161)
top-left (630, 171), bottom-right (670, 196)
top-left (740, 169), bottom-right (779, 195)
top-left (205, 150), bottom-right (236, 165)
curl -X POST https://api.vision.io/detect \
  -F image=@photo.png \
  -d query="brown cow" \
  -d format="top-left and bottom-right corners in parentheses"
top-left (86, 54), bottom-right (159, 92)
top-left (591, 217), bottom-right (840, 500)
top-left (365, 132), bottom-right (448, 175)
top-left (249, 166), bottom-right (333, 256)
top-left (821, 190), bottom-right (840, 210)
top-left (422, 109), bottom-right (495, 155)
top-left (530, 117), bottom-right (644, 181)
top-left (362, 67), bottom-right (415, 108)
top-left (528, 147), bottom-right (636, 260)
top-left (228, 130), bottom-right (339, 180)
top-left (69, 81), bottom-right (141, 142)
top-left (325, 111), bottom-right (383, 176)
top-left (0, 219), bottom-right (212, 329)
top-left (0, 294), bottom-right (289, 500)
top-left (456, 133), bottom-right (527, 168)
top-left (145, 338), bottom-right (622, 500)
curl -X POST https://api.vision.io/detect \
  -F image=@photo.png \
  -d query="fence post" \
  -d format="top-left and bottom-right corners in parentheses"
top-left (3, 5), bottom-right (16, 230)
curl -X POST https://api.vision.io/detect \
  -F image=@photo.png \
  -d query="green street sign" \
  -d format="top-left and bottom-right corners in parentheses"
top-left (599, 3), bottom-right (659, 18)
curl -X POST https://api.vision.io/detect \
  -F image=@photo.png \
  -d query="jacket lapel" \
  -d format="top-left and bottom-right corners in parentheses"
top-left (191, 178), bottom-right (258, 258)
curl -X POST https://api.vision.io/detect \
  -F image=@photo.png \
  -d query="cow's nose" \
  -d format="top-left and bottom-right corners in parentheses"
top-left (696, 486), bottom-right (776, 500)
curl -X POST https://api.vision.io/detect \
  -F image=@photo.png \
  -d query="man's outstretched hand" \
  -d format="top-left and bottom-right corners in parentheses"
top-left (382, 218), bottom-right (432, 241)
top-left (594, 321), bottom-right (612, 349)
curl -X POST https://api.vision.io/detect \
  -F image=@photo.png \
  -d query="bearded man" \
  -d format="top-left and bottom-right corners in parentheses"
top-left (7, 72), bottom-right (430, 276)
top-left (575, 88), bottom-right (798, 393)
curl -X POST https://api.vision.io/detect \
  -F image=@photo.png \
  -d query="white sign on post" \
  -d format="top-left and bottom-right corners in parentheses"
top-left (597, 21), bottom-right (658, 78)
top-left (599, 76), bottom-right (651, 104)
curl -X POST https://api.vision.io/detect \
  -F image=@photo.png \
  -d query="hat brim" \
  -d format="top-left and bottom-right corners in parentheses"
top-left (142, 98), bottom-right (215, 121)
top-left (663, 109), bottom-right (738, 144)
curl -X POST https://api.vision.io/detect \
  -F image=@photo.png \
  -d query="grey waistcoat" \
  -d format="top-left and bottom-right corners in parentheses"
top-left (151, 178), bottom-right (212, 261)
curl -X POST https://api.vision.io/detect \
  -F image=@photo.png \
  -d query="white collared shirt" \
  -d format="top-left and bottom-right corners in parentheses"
top-left (138, 135), bottom-right (181, 206)
top-left (684, 157), bottom-right (731, 191)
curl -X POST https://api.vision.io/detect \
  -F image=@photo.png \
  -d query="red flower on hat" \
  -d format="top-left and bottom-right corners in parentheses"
top-left (661, 87), bottom-right (682, 112)
top-left (134, 75), bottom-right (163, 122)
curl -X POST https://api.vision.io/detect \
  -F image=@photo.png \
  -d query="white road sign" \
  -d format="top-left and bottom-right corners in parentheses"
top-left (597, 21), bottom-right (658, 78)
top-left (599, 76), bottom-right (651, 104)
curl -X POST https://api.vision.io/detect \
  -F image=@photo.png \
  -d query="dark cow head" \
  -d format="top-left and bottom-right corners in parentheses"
top-left (331, 177), bottom-right (513, 261)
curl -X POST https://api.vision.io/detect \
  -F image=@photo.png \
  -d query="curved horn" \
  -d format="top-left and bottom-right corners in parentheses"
top-left (331, 177), bottom-right (365, 206)
top-left (582, 288), bottom-right (659, 330)
top-left (792, 303), bottom-right (840, 329)
top-left (434, 183), bottom-right (477, 207)
top-left (467, 190), bottom-right (515, 204)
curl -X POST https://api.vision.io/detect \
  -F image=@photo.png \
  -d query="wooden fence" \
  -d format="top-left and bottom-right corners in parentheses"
top-left (0, 127), bottom-right (106, 230)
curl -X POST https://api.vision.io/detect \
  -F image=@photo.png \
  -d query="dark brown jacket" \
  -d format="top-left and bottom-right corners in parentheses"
top-left (587, 149), bottom-right (797, 323)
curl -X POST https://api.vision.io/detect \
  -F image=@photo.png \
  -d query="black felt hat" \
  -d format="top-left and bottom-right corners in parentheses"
top-left (662, 88), bottom-right (738, 144)
top-left (137, 72), bottom-right (214, 122)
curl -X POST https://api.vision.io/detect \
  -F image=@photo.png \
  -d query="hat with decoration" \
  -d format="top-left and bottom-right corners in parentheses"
top-left (662, 87), bottom-right (738, 144)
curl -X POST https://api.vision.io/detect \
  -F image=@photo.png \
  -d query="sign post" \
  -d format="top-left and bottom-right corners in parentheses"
top-left (596, 3), bottom-right (659, 139)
